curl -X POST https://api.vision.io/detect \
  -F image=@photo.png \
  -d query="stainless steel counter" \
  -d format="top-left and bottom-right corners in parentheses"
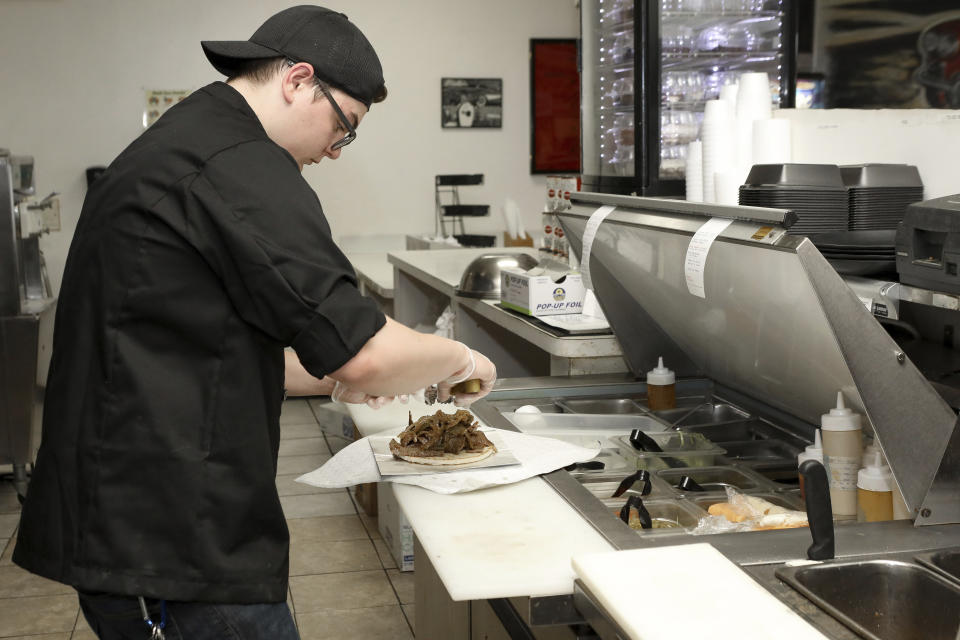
top-left (387, 249), bottom-right (627, 377)
top-left (468, 376), bottom-right (960, 639)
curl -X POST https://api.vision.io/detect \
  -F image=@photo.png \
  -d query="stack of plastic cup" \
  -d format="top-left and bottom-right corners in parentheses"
top-left (685, 140), bottom-right (703, 202)
top-left (719, 83), bottom-right (739, 113)
top-left (735, 72), bottom-right (773, 181)
top-left (701, 99), bottom-right (734, 204)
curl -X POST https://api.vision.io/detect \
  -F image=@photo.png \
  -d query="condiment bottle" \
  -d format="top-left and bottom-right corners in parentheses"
top-left (861, 437), bottom-right (881, 467)
top-left (821, 391), bottom-right (863, 519)
top-left (863, 437), bottom-right (912, 520)
top-left (646, 357), bottom-right (676, 411)
top-left (797, 428), bottom-right (823, 501)
top-left (857, 450), bottom-right (893, 522)
top-left (892, 479), bottom-right (912, 520)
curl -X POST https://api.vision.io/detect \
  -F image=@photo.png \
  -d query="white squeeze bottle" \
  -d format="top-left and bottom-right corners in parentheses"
top-left (821, 391), bottom-right (863, 519)
top-left (857, 450), bottom-right (893, 522)
top-left (796, 429), bottom-right (823, 501)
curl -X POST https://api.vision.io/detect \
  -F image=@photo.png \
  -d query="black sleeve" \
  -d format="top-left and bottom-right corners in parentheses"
top-left (186, 140), bottom-right (385, 377)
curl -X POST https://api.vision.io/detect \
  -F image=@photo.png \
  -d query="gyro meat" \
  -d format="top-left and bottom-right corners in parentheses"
top-left (389, 409), bottom-right (494, 459)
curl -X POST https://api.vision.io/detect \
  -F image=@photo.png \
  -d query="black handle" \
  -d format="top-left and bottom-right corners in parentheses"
top-left (612, 469), bottom-right (651, 498)
top-left (564, 460), bottom-right (605, 472)
top-left (618, 495), bottom-right (652, 529)
top-left (800, 459), bottom-right (835, 561)
top-left (677, 475), bottom-right (706, 492)
top-left (629, 429), bottom-right (663, 452)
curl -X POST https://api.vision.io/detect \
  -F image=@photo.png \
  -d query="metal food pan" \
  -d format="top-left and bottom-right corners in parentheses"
top-left (656, 465), bottom-right (780, 495)
top-left (555, 398), bottom-right (647, 415)
top-left (683, 419), bottom-right (810, 450)
top-left (719, 438), bottom-right (801, 462)
top-left (650, 403), bottom-right (751, 428)
top-left (564, 449), bottom-right (636, 478)
top-left (613, 432), bottom-right (726, 471)
top-left (581, 473), bottom-right (675, 500)
top-left (690, 491), bottom-right (803, 513)
top-left (602, 497), bottom-right (707, 533)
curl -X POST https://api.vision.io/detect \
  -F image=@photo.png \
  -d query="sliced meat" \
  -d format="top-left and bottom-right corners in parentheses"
top-left (390, 409), bottom-right (492, 459)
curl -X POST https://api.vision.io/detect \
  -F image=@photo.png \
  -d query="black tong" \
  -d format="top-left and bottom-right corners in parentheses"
top-left (563, 460), bottom-right (605, 472)
top-left (619, 495), bottom-right (652, 529)
top-left (629, 429), bottom-right (663, 453)
top-left (612, 469), bottom-right (651, 498)
top-left (677, 475), bottom-right (706, 492)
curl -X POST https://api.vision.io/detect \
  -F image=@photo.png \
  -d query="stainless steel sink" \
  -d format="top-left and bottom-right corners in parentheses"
top-left (916, 548), bottom-right (960, 586)
top-left (776, 559), bottom-right (960, 640)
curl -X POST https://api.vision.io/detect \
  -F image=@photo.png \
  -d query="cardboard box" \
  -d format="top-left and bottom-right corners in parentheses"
top-left (352, 424), bottom-right (378, 517)
top-left (377, 482), bottom-right (414, 571)
top-left (499, 267), bottom-right (586, 316)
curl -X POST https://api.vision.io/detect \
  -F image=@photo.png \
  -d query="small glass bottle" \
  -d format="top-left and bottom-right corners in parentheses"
top-left (646, 357), bottom-right (676, 411)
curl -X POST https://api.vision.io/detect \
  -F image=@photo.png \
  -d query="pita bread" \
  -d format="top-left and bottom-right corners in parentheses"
top-left (394, 443), bottom-right (497, 466)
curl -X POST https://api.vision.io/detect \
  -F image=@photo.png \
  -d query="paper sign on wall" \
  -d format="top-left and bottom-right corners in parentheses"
top-left (684, 217), bottom-right (733, 299)
top-left (143, 89), bottom-right (191, 128)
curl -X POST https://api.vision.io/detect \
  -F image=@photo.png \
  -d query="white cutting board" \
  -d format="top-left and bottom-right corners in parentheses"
top-left (572, 544), bottom-right (828, 640)
top-left (393, 476), bottom-right (614, 601)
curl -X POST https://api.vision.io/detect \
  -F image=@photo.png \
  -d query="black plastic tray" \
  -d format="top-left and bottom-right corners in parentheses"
top-left (744, 164), bottom-right (845, 188)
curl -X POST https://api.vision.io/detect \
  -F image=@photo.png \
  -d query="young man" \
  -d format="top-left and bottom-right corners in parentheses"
top-left (14, 6), bottom-right (495, 638)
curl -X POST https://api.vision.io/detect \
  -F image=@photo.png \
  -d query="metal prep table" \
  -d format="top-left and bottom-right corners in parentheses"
top-left (1, 153), bottom-right (58, 498)
top-left (387, 248), bottom-right (628, 377)
top-left (407, 193), bottom-right (960, 640)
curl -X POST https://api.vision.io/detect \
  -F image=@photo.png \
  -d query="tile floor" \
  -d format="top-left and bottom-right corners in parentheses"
top-left (0, 398), bottom-right (415, 640)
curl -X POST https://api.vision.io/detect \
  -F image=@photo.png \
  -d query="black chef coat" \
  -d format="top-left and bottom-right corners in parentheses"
top-left (13, 82), bottom-right (385, 603)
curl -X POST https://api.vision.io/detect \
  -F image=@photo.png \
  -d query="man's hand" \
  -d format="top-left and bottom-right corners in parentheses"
top-left (330, 381), bottom-right (396, 410)
top-left (436, 342), bottom-right (497, 407)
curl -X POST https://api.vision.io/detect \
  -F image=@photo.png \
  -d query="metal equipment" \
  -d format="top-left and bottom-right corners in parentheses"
top-left (896, 194), bottom-right (960, 294)
top-left (556, 192), bottom-right (959, 527)
top-left (1, 150), bottom-right (59, 497)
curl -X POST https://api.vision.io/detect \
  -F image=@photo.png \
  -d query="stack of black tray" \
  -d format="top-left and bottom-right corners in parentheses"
top-left (841, 164), bottom-right (923, 231)
top-left (739, 164), bottom-right (849, 235)
top-left (808, 229), bottom-right (897, 277)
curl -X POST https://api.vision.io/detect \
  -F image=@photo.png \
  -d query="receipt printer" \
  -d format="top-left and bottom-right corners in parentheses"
top-left (896, 194), bottom-right (960, 294)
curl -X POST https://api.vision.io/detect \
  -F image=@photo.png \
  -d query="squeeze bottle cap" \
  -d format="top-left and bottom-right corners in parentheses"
top-left (821, 391), bottom-right (862, 431)
top-left (798, 428), bottom-right (824, 466)
top-left (862, 438), bottom-right (881, 465)
top-left (646, 357), bottom-right (675, 385)
top-left (857, 450), bottom-right (893, 492)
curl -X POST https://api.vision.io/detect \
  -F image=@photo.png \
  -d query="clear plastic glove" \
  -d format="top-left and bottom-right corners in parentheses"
top-left (330, 381), bottom-right (395, 410)
top-left (436, 342), bottom-right (497, 407)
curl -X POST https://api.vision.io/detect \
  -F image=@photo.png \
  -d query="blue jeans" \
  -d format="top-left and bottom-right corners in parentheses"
top-left (77, 591), bottom-right (301, 639)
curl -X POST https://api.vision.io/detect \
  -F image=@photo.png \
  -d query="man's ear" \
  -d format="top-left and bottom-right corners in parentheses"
top-left (280, 62), bottom-right (315, 104)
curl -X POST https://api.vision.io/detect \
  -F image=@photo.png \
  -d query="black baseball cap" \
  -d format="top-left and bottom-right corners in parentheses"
top-left (201, 5), bottom-right (385, 107)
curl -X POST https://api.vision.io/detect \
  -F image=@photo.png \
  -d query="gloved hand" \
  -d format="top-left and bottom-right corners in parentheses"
top-left (436, 342), bottom-right (497, 407)
top-left (330, 381), bottom-right (394, 410)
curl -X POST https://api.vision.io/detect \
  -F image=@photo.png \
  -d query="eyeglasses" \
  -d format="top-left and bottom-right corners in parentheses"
top-left (320, 85), bottom-right (357, 150)
top-left (284, 59), bottom-right (358, 150)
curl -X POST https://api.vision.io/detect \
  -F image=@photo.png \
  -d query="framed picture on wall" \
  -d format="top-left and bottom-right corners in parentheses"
top-left (441, 78), bottom-right (503, 128)
top-left (530, 39), bottom-right (580, 174)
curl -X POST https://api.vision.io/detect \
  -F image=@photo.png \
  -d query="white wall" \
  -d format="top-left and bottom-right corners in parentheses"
top-left (776, 108), bottom-right (960, 200)
top-left (0, 0), bottom-right (578, 294)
